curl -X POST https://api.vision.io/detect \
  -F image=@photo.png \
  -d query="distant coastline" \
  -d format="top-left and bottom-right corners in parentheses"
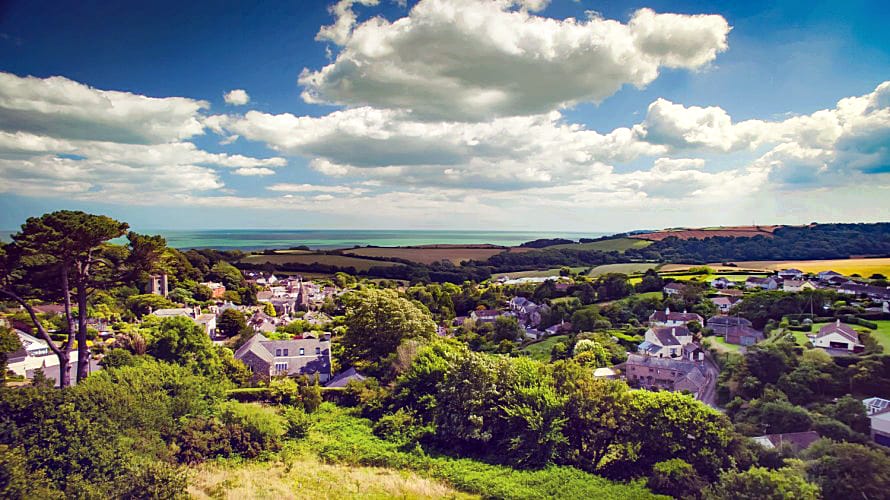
top-left (0, 229), bottom-right (608, 251)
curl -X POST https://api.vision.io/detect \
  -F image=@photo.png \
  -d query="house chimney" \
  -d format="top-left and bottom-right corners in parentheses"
top-left (665, 307), bottom-right (670, 315)
top-left (836, 319), bottom-right (841, 327)
top-left (672, 327), bottom-right (676, 336)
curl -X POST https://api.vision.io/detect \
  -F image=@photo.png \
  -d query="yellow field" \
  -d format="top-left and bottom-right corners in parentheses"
top-left (190, 460), bottom-right (476, 500)
top-left (710, 258), bottom-right (890, 277)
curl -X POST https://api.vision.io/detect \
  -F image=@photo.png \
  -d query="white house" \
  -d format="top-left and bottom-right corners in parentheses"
top-left (710, 296), bottom-right (739, 313)
top-left (746, 277), bottom-right (779, 290)
top-left (777, 269), bottom-right (805, 280)
top-left (863, 397), bottom-right (890, 447)
top-left (663, 282), bottom-right (686, 296)
top-left (812, 320), bottom-right (864, 352)
top-left (639, 326), bottom-right (694, 358)
top-left (783, 279), bottom-right (818, 293)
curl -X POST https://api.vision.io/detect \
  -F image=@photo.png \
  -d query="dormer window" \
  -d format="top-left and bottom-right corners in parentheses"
top-left (315, 347), bottom-right (321, 355)
top-left (283, 348), bottom-right (289, 356)
top-left (299, 348), bottom-right (305, 355)
top-left (275, 349), bottom-right (281, 356)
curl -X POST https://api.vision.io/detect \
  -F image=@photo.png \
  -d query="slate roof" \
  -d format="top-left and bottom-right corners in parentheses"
top-left (650, 326), bottom-right (690, 346)
top-left (707, 316), bottom-right (753, 333)
top-left (325, 367), bottom-right (366, 388)
top-left (725, 325), bottom-right (764, 344)
top-left (649, 309), bottom-right (703, 324)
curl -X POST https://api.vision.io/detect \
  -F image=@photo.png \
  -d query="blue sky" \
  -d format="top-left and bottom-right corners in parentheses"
top-left (1, 0), bottom-right (888, 231)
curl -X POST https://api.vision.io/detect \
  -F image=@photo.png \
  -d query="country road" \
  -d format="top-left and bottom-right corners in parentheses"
top-left (699, 353), bottom-right (721, 409)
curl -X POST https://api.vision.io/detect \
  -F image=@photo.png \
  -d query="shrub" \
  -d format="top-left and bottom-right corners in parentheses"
top-left (648, 459), bottom-right (706, 499)
top-left (218, 401), bottom-right (285, 452)
top-left (282, 407), bottom-right (312, 439)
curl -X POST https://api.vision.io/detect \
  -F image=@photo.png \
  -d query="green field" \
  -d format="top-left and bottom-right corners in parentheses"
top-left (704, 336), bottom-right (741, 353)
top-left (868, 320), bottom-right (890, 351)
top-left (547, 237), bottom-right (653, 252)
top-left (520, 335), bottom-right (569, 362)
top-left (240, 253), bottom-right (404, 271)
top-left (587, 262), bottom-right (661, 276)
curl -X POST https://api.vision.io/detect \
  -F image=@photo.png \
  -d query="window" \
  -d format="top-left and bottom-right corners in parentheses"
top-left (283, 349), bottom-right (289, 356)
top-left (275, 349), bottom-right (281, 356)
top-left (299, 348), bottom-right (305, 355)
top-left (275, 362), bottom-right (287, 372)
top-left (315, 347), bottom-right (321, 355)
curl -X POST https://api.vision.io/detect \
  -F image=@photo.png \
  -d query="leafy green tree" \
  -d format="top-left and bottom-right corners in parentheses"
top-left (217, 309), bottom-right (248, 338)
top-left (572, 339), bottom-right (609, 368)
top-left (594, 273), bottom-right (632, 301)
top-left (704, 464), bottom-right (819, 500)
top-left (648, 458), bottom-right (706, 499)
top-left (635, 269), bottom-right (665, 293)
top-left (552, 360), bottom-right (629, 471)
top-left (609, 390), bottom-right (735, 481)
top-left (0, 326), bottom-right (22, 383)
top-left (758, 401), bottom-right (813, 434)
top-left (142, 316), bottom-right (222, 377)
top-left (498, 358), bottom-right (567, 467)
top-left (10, 213), bottom-right (165, 382)
top-left (803, 440), bottom-right (890, 499)
top-left (493, 315), bottom-right (523, 342)
top-left (126, 293), bottom-right (176, 317)
top-left (341, 288), bottom-right (436, 375)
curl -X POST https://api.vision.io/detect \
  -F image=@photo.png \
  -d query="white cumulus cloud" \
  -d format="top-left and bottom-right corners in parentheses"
top-left (223, 89), bottom-right (250, 106)
top-left (300, 0), bottom-right (731, 120)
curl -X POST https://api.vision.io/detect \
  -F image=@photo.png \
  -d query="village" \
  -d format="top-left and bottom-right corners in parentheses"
top-left (5, 258), bottom-right (890, 457)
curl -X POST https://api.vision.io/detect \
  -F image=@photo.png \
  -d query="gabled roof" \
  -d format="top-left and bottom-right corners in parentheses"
top-left (707, 315), bottom-right (753, 329)
top-left (724, 325), bottom-right (764, 344)
top-left (649, 309), bottom-right (703, 324)
top-left (649, 326), bottom-right (689, 346)
top-left (816, 320), bottom-right (860, 344)
top-left (473, 309), bottom-right (501, 318)
top-left (325, 367), bottom-right (366, 388)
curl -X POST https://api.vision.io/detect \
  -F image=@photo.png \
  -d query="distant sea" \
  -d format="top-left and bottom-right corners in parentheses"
top-left (0, 229), bottom-right (609, 251)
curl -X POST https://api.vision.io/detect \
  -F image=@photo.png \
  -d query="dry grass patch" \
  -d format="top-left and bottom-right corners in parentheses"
top-left (189, 460), bottom-right (476, 500)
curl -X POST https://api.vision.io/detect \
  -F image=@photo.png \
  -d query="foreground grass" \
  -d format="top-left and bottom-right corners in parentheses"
top-left (299, 403), bottom-right (663, 500)
top-left (189, 459), bottom-right (475, 500)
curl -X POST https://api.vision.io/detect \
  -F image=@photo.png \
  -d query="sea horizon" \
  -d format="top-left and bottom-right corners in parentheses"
top-left (0, 229), bottom-right (611, 251)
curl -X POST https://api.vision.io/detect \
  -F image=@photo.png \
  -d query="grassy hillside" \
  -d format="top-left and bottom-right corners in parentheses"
top-left (299, 404), bottom-right (663, 500)
top-left (547, 237), bottom-right (653, 252)
top-left (190, 460), bottom-right (476, 499)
